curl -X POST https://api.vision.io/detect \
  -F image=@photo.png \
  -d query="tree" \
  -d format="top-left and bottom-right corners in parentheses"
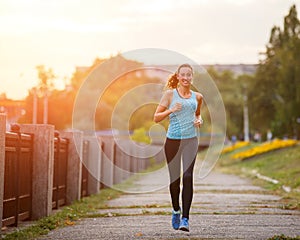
top-left (35, 65), bottom-right (56, 124)
top-left (205, 67), bottom-right (246, 138)
top-left (275, 5), bottom-right (300, 138)
top-left (252, 4), bottom-right (300, 138)
top-left (94, 60), bottom-right (163, 131)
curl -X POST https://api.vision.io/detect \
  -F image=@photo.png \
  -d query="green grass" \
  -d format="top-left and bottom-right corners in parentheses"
top-left (1, 188), bottom-right (122, 240)
top-left (216, 143), bottom-right (300, 209)
top-left (268, 234), bottom-right (300, 240)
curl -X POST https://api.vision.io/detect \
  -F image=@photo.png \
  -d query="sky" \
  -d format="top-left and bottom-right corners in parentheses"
top-left (1, 0), bottom-right (300, 100)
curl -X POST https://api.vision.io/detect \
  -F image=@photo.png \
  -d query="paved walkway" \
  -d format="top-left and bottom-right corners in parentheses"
top-left (38, 159), bottom-right (300, 240)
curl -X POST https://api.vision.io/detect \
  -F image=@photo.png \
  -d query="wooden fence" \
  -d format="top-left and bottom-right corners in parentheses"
top-left (2, 128), bottom-right (33, 227)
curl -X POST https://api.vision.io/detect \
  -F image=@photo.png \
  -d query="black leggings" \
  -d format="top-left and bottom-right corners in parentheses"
top-left (164, 137), bottom-right (198, 219)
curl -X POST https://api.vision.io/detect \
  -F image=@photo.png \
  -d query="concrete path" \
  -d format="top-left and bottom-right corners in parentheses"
top-left (38, 159), bottom-right (300, 240)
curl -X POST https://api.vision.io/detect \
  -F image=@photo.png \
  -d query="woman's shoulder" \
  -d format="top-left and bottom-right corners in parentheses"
top-left (193, 91), bottom-right (203, 100)
top-left (163, 89), bottom-right (174, 98)
top-left (159, 89), bottom-right (174, 107)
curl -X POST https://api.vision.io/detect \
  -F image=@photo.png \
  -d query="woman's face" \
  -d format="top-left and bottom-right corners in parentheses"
top-left (177, 66), bottom-right (193, 86)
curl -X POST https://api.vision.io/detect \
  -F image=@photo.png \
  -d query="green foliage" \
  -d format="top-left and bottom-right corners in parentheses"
top-left (35, 65), bottom-right (56, 89)
top-left (252, 4), bottom-right (300, 138)
top-left (129, 105), bottom-right (157, 131)
top-left (205, 67), bottom-right (251, 137)
top-left (268, 234), bottom-right (300, 240)
top-left (131, 127), bottom-right (151, 144)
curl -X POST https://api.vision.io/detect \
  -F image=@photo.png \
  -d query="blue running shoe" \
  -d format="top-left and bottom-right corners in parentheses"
top-left (171, 209), bottom-right (181, 230)
top-left (179, 217), bottom-right (189, 232)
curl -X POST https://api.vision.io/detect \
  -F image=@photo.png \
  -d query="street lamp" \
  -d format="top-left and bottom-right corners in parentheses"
top-left (31, 87), bottom-right (38, 124)
top-left (243, 94), bottom-right (250, 142)
top-left (31, 85), bottom-right (49, 124)
top-left (42, 87), bottom-right (48, 124)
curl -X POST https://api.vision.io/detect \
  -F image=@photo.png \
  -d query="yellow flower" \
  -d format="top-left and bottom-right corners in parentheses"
top-left (231, 139), bottom-right (298, 160)
top-left (222, 141), bottom-right (249, 154)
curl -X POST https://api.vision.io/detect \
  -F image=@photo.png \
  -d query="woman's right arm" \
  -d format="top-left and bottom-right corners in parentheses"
top-left (153, 105), bottom-right (173, 123)
top-left (153, 91), bottom-right (181, 123)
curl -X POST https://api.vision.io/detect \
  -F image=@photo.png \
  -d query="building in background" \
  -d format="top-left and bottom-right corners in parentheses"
top-left (0, 94), bottom-right (26, 130)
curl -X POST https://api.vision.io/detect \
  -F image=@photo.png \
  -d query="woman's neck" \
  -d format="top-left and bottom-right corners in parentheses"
top-left (177, 85), bottom-right (191, 98)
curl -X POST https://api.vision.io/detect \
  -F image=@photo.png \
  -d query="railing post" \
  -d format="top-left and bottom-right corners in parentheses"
top-left (19, 124), bottom-right (54, 220)
top-left (60, 131), bottom-right (83, 203)
top-left (83, 135), bottom-right (101, 195)
top-left (0, 114), bottom-right (6, 227)
top-left (100, 136), bottom-right (114, 188)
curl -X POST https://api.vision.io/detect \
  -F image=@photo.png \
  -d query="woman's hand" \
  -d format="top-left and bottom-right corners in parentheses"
top-left (194, 116), bottom-right (203, 128)
top-left (170, 102), bottom-right (182, 113)
top-left (153, 102), bottom-right (182, 123)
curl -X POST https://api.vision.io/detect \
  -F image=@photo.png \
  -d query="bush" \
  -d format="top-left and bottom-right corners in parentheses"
top-left (131, 127), bottom-right (151, 144)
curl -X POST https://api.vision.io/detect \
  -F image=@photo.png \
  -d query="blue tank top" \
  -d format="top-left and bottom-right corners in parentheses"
top-left (166, 89), bottom-right (198, 139)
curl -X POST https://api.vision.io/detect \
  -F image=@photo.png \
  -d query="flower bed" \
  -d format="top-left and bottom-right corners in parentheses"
top-left (231, 139), bottom-right (298, 160)
top-left (222, 141), bottom-right (250, 154)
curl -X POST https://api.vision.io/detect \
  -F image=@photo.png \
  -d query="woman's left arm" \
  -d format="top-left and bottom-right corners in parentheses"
top-left (194, 92), bottom-right (203, 127)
